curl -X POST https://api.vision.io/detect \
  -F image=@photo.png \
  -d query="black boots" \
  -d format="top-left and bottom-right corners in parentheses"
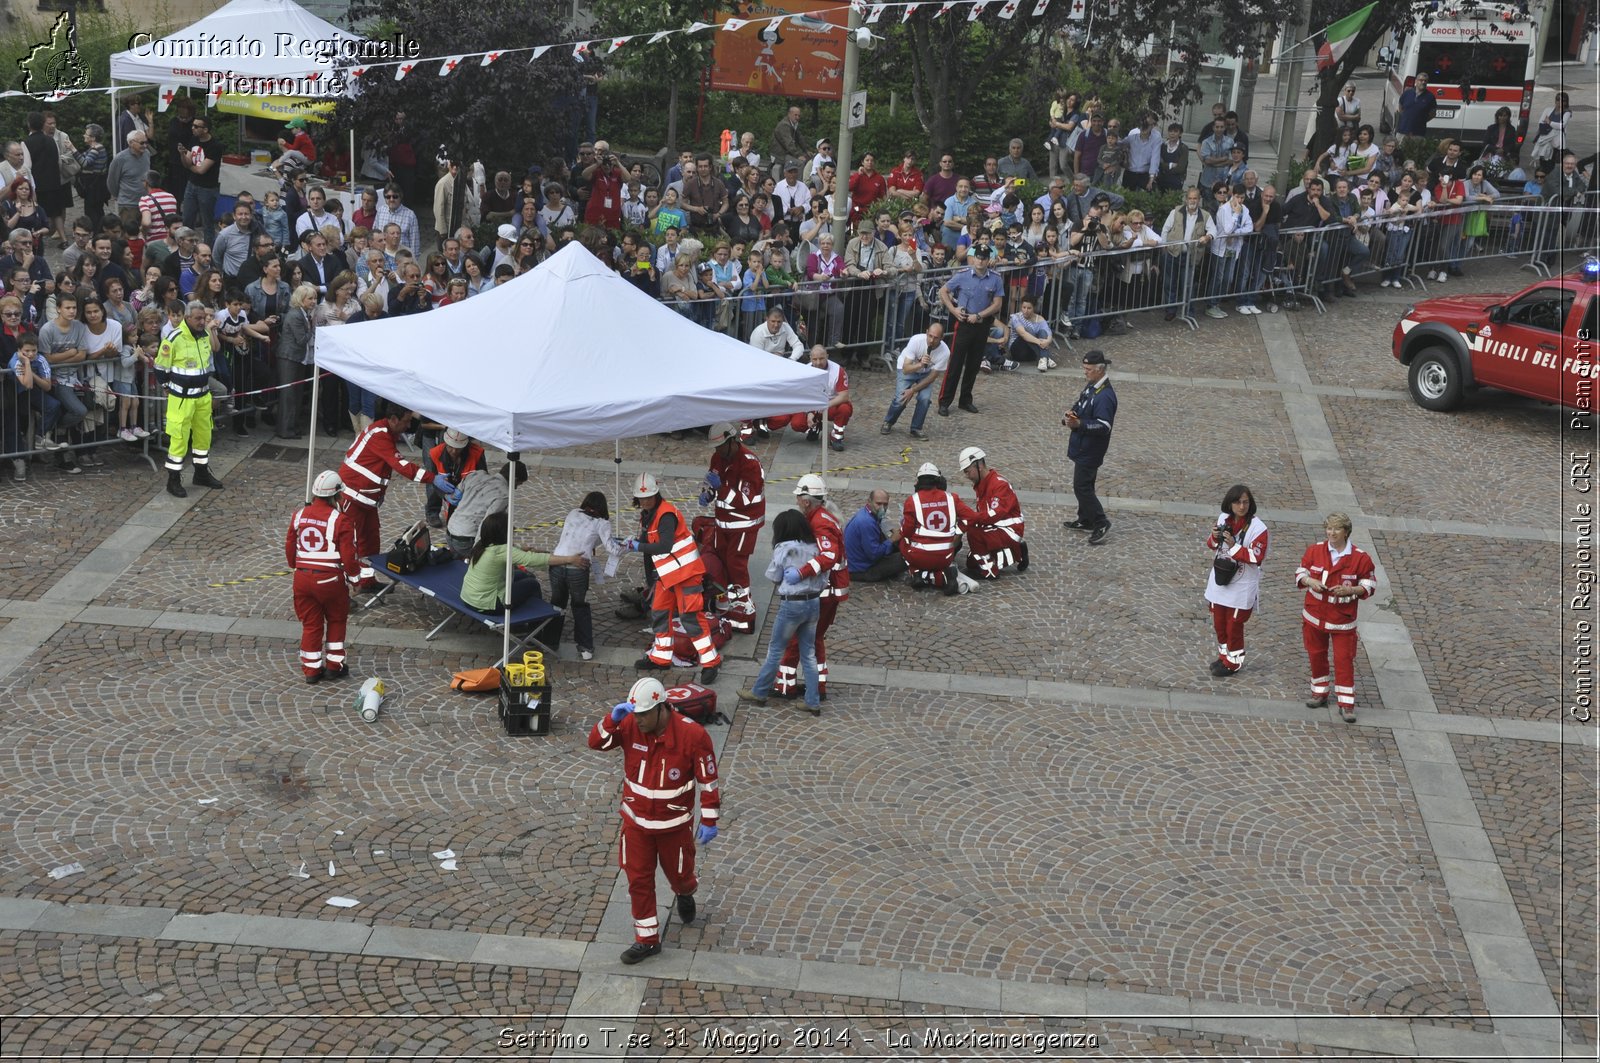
top-left (166, 470), bottom-right (187, 498)
top-left (193, 465), bottom-right (225, 490)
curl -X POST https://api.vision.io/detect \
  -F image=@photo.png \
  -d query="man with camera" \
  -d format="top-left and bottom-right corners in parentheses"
top-left (581, 140), bottom-right (626, 230)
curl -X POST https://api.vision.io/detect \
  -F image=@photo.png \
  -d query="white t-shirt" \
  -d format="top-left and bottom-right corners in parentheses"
top-left (897, 332), bottom-right (951, 373)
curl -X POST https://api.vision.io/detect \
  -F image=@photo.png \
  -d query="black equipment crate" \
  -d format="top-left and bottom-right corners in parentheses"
top-left (498, 677), bottom-right (551, 736)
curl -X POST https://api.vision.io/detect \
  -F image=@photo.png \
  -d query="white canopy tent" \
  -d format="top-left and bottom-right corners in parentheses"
top-left (316, 242), bottom-right (832, 661)
top-left (109, 0), bottom-right (367, 92)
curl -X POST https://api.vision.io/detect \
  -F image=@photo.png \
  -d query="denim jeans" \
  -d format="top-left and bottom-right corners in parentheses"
top-left (183, 183), bottom-right (219, 244)
top-left (1207, 252), bottom-right (1240, 308)
top-left (753, 595), bottom-right (820, 707)
top-left (548, 563), bottom-right (593, 652)
top-left (1065, 266), bottom-right (1093, 321)
top-left (1383, 228), bottom-right (1411, 282)
top-left (884, 369), bottom-right (933, 431)
top-left (32, 382), bottom-right (87, 436)
top-left (884, 290), bottom-right (917, 354)
top-left (1164, 251), bottom-right (1197, 315)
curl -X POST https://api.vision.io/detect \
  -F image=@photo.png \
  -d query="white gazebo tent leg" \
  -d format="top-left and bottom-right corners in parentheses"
top-left (302, 354), bottom-right (320, 503)
top-left (502, 452), bottom-right (518, 667)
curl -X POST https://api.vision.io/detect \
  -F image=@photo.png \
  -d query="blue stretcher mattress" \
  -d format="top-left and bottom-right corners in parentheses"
top-left (366, 553), bottom-right (560, 631)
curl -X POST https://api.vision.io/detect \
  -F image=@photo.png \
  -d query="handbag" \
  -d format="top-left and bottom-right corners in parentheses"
top-left (60, 153), bottom-right (82, 179)
top-left (1463, 208), bottom-right (1489, 238)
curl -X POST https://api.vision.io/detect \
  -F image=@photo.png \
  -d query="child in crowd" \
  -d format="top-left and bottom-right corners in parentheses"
top-left (261, 190), bottom-right (290, 250)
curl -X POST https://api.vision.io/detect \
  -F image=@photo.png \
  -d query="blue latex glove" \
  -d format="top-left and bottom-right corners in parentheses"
top-left (610, 702), bottom-right (632, 724)
top-left (782, 566), bottom-right (801, 585)
top-left (622, 538), bottom-right (640, 552)
top-left (433, 475), bottom-right (455, 495)
top-left (698, 488), bottom-right (713, 507)
top-left (704, 471), bottom-right (721, 490)
top-left (449, 487), bottom-right (464, 506)
top-left (696, 824), bottom-right (718, 846)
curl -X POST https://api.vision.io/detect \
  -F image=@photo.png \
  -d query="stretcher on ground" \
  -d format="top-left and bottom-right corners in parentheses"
top-left (364, 552), bottom-right (562, 665)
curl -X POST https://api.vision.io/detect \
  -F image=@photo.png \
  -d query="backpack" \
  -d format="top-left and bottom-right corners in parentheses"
top-left (667, 683), bottom-right (727, 725)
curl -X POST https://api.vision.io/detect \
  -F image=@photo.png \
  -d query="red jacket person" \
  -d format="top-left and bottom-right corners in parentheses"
top-left (1296, 511), bottom-right (1377, 722)
top-left (625, 472), bottom-right (723, 684)
top-left (774, 474), bottom-right (849, 698)
top-left (958, 445), bottom-right (1028, 579)
top-left (285, 470), bottom-right (362, 683)
top-left (338, 400), bottom-right (456, 588)
top-left (900, 462), bottom-right (977, 594)
top-left (704, 422), bottom-right (766, 632)
top-left (589, 677), bottom-right (722, 965)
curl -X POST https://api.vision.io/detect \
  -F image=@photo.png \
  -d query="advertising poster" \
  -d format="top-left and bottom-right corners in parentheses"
top-left (710, 0), bottom-right (849, 100)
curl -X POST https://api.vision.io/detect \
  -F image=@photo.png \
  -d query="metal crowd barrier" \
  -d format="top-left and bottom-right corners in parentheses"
top-left (0, 353), bottom-right (160, 473)
top-left (653, 199), bottom-right (1599, 366)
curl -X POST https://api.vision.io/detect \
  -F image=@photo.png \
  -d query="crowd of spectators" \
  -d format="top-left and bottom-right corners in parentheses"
top-left (1, 87), bottom-right (1594, 485)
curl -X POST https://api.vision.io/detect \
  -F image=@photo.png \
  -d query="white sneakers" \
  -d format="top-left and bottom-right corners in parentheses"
top-left (1238, 305), bottom-right (1262, 315)
top-left (131, 426), bottom-right (150, 439)
top-left (1432, 270), bottom-right (1448, 283)
top-left (118, 428), bottom-right (137, 442)
top-left (1038, 357), bottom-right (1058, 372)
top-left (33, 435), bottom-right (62, 451)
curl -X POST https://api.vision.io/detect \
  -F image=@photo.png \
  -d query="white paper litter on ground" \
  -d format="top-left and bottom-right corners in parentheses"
top-left (47, 863), bottom-right (84, 880)
top-left (373, 850), bottom-right (385, 856)
top-left (197, 798), bottom-right (218, 805)
top-left (290, 862), bottom-right (310, 879)
top-left (334, 830), bottom-right (344, 836)
top-left (431, 849), bottom-right (455, 860)
top-left (325, 896), bottom-right (360, 908)
top-left (438, 859), bottom-right (458, 871)
top-left (327, 860), bottom-right (336, 877)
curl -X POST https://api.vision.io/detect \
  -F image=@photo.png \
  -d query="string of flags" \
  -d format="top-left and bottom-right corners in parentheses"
top-left (11, 0), bottom-right (1068, 105)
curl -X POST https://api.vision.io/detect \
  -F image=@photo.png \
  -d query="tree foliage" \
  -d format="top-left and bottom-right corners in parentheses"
top-left (335, 0), bottom-right (582, 174)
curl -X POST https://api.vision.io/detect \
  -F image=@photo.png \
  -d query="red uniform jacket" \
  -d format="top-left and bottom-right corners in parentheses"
top-left (709, 445), bottom-right (766, 534)
top-left (1296, 540), bottom-right (1377, 631)
top-left (339, 423), bottom-right (436, 508)
top-left (796, 504), bottom-right (849, 598)
top-left (589, 709), bottom-right (721, 833)
top-left (970, 469), bottom-right (1024, 542)
top-left (285, 497), bottom-right (361, 579)
top-left (900, 489), bottom-right (978, 565)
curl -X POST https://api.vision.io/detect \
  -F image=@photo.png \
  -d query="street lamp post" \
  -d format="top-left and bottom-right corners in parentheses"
top-left (830, 4), bottom-right (864, 247)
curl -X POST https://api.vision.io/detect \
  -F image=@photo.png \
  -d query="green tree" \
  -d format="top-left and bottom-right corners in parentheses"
top-left (337, 0), bottom-right (583, 219)
top-left (587, 0), bottom-right (714, 150)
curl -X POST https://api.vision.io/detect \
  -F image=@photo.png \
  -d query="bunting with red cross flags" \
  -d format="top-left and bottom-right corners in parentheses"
top-left (968, 0), bottom-right (991, 18)
top-left (395, 60), bottom-right (415, 80)
top-left (1065, 0), bottom-right (1083, 18)
top-left (479, 51), bottom-right (502, 66)
top-left (902, 2), bottom-right (921, 20)
top-left (438, 55), bottom-right (465, 76)
top-left (608, 36), bottom-right (630, 53)
top-left (157, 84), bottom-right (178, 112)
top-left (997, 0), bottom-right (1020, 18)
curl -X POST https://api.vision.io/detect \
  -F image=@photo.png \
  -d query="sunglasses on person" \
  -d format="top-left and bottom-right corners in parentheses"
top-left (384, 193), bottom-right (400, 200)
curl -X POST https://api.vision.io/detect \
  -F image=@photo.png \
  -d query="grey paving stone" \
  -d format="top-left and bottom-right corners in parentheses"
top-left (995, 979), bottom-right (1088, 1017)
top-left (231, 914), bottom-right (373, 954)
top-left (1491, 718), bottom-right (1569, 743)
top-left (566, 970), bottom-right (648, 1017)
top-left (1470, 936), bottom-right (1561, 988)
top-left (796, 960), bottom-right (902, 1000)
top-left (0, 599), bottom-right (79, 621)
top-left (157, 911), bottom-right (249, 945)
top-left (70, 604), bottom-right (164, 627)
top-left (1435, 856), bottom-right (1515, 903)
top-left (1186, 999), bottom-right (1300, 1041)
top-left (1449, 898), bottom-right (1525, 936)
top-left (227, 617), bottom-right (303, 639)
top-left (31, 903), bottom-right (177, 939)
top-left (1495, 1034), bottom-right (1571, 1058)
top-left (0, 897), bottom-right (52, 930)
top-left (1392, 728), bottom-right (1459, 763)
top-left (1088, 684), bottom-right (1170, 710)
top-left (362, 925), bottom-right (482, 962)
top-left (1411, 1023), bottom-right (1510, 1059)
top-left (1406, 760), bottom-right (1475, 799)
top-left (1294, 1018), bottom-right (1417, 1055)
top-left (470, 933), bottom-right (587, 971)
top-left (1024, 679), bottom-right (1095, 702)
top-left (73, 548), bottom-right (147, 574)
top-left (884, 669), bottom-right (951, 692)
top-left (899, 969), bottom-right (1002, 1009)
top-left (687, 951), bottom-right (801, 990)
top-left (1424, 821), bottom-right (1500, 862)
top-left (150, 610), bottom-right (237, 633)
top-left (947, 673), bottom-right (1030, 696)
top-left (1082, 987), bottom-right (1191, 1020)
top-left (580, 942), bottom-right (694, 981)
top-left (38, 572), bottom-right (114, 602)
top-left (1409, 712), bottom-right (1498, 736)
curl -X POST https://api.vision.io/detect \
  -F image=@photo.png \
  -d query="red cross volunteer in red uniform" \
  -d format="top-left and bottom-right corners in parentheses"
top-left (1203, 484), bottom-right (1268, 677)
top-left (774, 474), bottom-right (849, 698)
top-left (589, 676), bottom-right (722, 965)
top-left (1296, 511), bottom-right (1377, 722)
top-left (703, 422), bottom-right (766, 633)
top-left (957, 446), bottom-right (1028, 579)
top-left (338, 402), bottom-right (456, 589)
top-left (900, 462), bottom-right (978, 594)
top-left (286, 470), bottom-right (362, 683)
top-left (779, 346), bottom-right (853, 451)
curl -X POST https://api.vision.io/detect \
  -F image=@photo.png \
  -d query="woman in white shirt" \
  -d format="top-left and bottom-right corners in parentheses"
top-left (1334, 85), bottom-right (1361, 128)
top-left (549, 490), bottom-right (614, 661)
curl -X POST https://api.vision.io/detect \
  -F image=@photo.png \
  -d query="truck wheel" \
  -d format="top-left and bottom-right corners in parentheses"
top-left (1408, 345), bottom-right (1464, 411)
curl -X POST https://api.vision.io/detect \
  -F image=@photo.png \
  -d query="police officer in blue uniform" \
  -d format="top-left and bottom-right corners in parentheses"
top-left (1062, 349), bottom-right (1117, 545)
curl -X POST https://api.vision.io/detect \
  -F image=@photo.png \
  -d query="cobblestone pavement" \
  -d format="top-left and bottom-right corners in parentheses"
top-left (1455, 737), bottom-right (1598, 1043)
top-left (0, 933), bottom-right (577, 1056)
top-left (0, 241), bottom-right (1586, 1060)
top-left (1375, 533), bottom-right (1562, 720)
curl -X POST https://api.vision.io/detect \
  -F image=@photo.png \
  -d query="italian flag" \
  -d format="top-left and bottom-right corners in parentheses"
top-left (1313, 2), bottom-right (1376, 71)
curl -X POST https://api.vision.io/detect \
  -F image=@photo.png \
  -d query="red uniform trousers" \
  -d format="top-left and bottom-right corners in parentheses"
top-left (1303, 622), bottom-right (1358, 710)
top-left (709, 527), bottom-right (757, 629)
top-left (344, 503), bottom-right (381, 574)
top-left (647, 581), bottom-right (722, 667)
top-left (964, 525), bottom-right (1022, 579)
top-left (775, 594), bottom-right (838, 697)
top-left (783, 403), bottom-right (852, 442)
top-left (902, 541), bottom-right (957, 588)
top-left (293, 570), bottom-right (350, 676)
top-left (1210, 604), bottom-right (1254, 672)
top-left (620, 820), bottom-right (697, 945)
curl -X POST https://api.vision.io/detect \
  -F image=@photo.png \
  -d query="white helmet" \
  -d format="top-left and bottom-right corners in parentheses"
top-left (312, 470), bottom-right (342, 498)
top-left (632, 472), bottom-right (660, 499)
top-left (628, 677), bottom-right (667, 710)
top-left (958, 446), bottom-right (986, 471)
top-left (708, 422), bottom-right (739, 447)
top-left (793, 473), bottom-right (827, 499)
top-left (917, 462), bottom-right (941, 478)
